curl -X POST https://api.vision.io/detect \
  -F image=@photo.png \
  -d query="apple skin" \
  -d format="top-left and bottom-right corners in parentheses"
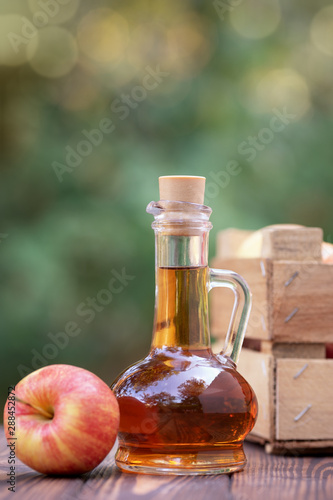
top-left (3, 364), bottom-right (119, 475)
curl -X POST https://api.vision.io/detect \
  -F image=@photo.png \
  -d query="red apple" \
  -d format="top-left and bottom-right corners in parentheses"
top-left (3, 364), bottom-right (119, 475)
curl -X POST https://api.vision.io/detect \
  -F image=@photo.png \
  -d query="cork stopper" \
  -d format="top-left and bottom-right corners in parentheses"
top-left (159, 176), bottom-right (206, 205)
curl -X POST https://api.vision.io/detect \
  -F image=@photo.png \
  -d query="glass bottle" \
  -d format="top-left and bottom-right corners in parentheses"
top-left (112, 176), bottom-right (258, 475)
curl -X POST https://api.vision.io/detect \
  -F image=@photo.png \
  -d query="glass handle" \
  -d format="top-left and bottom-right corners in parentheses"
top-left (208, 268), bottom-right (252, 365)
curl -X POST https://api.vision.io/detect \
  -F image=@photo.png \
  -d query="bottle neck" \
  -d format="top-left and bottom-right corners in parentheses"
top-left (151, 230), bottom-right (211, 352)
top-left (155, 232), bottom-right (209, 267)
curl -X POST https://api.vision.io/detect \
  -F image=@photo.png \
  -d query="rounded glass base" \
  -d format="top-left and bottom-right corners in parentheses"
top-left (115, 444), bottom-right (246, 475)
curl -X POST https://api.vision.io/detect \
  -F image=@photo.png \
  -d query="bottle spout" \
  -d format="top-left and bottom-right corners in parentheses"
top-left (146, 200), bottom-right (212, 216)
top-left (146, 200), bottom-right (212, 234)
top-left (147, 176), bottom-right (212, 235)
top-left (146, 201), bottom-right (165, 217)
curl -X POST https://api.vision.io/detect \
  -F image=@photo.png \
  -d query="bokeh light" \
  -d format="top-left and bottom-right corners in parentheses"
top-left (230, 0), bottom-right (280, 39)
top-left (167, 13), bottom-right (213, 78)
top-left (128, 13), bottom-right (212, 79)
top-left (244, 68), bottom-right (311, 118)
top-left (291, 43), bottom-right (333, 93)
top-left (310, 6), bottom-right (333, 57)
top-left (0, 2), bottom-right (30, 15)
top-left (28, 0), bottom-right (80, 25)
top-left (0, 14), bottom-right (37, 66)
top-left (28, 26), bottom-right (78, 78)
top-left (77, 8), bottom-right (129, 65)
top-left (99, 62), bottom-right (138, 90)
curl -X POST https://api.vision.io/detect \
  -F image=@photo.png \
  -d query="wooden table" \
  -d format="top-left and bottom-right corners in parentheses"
top-left (0, 430), bottom-right (332, 500)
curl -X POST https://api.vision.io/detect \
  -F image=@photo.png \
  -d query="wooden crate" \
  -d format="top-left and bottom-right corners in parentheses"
top-left (210, 225), bottom-right (333, 453)
top-left (236, 348), bottom-right (333, 453)
top-left (211, 343), bottom-right (333, 453)
top-left (210, 228), bottom-right (333, 343)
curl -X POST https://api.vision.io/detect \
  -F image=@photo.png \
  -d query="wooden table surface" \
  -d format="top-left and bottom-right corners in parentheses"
top-left (0, 429), bottom-right (332, 500)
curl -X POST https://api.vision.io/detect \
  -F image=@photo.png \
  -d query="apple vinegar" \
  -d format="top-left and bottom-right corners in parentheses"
top-left (112, 176), bottom-right (258, 474)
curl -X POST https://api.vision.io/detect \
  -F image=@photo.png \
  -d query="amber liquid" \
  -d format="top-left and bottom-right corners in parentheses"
top-left (112, 267), bottom-right (258, 474)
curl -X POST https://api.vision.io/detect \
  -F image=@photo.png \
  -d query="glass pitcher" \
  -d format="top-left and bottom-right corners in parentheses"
top-left (112, 176), bottom-right (258, 475)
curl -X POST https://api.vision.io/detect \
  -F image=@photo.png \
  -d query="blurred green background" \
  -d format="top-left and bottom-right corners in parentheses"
top-left (1, 0), bottom-right (333, 413)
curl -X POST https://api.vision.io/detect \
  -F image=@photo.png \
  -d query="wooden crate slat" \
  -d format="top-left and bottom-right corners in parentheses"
top-left (215, 226), bottom-right (323, 261)
top-left (270, 261), bottom-right (333, 343)
top-left (261, 342), bottom-right (326, 358)
top-left (216, 229), bottom-right (254, 258)
top-left (237, 348), bottom-right (275, 441)
top-left (265, 440), bottom-right (333, 455)
top-left (261, 226), bottom-right (323, 261)
top-left (276, 359), bottom-right (333, 440)
top-left (210, 258), bottom-right (333, 344)
top-left (210, 257), bottom-right (269, 341)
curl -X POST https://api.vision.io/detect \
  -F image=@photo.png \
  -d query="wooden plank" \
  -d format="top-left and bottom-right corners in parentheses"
top-left (1, 429), bottom-right (333, 500)
top-left (216, 229), bottom-right (253, 258)
top-left (237, 349), bottom-right (275, 441)
top-left (246, 433), bottom-right (267, 445)
top-left (261, 342), bottom-right (326, 359)
top-left (231, 443), bottom-right (333, 500)
top-left (216, 225), bottom-right (323, 262)
top-left (276, 359), bottom-right (333, 440)
top-left (270, 261), bottom-right (333, 343)
top-left (265, 440), bottom-right (333, 455)
top-left (210, 257), bottom-right (270, 341)
top-left (262, 226), bottom-right (323, 261)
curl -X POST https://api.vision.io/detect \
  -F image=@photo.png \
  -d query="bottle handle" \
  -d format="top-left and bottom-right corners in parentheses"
top-left (208, 268), bottom-right (252, 365)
